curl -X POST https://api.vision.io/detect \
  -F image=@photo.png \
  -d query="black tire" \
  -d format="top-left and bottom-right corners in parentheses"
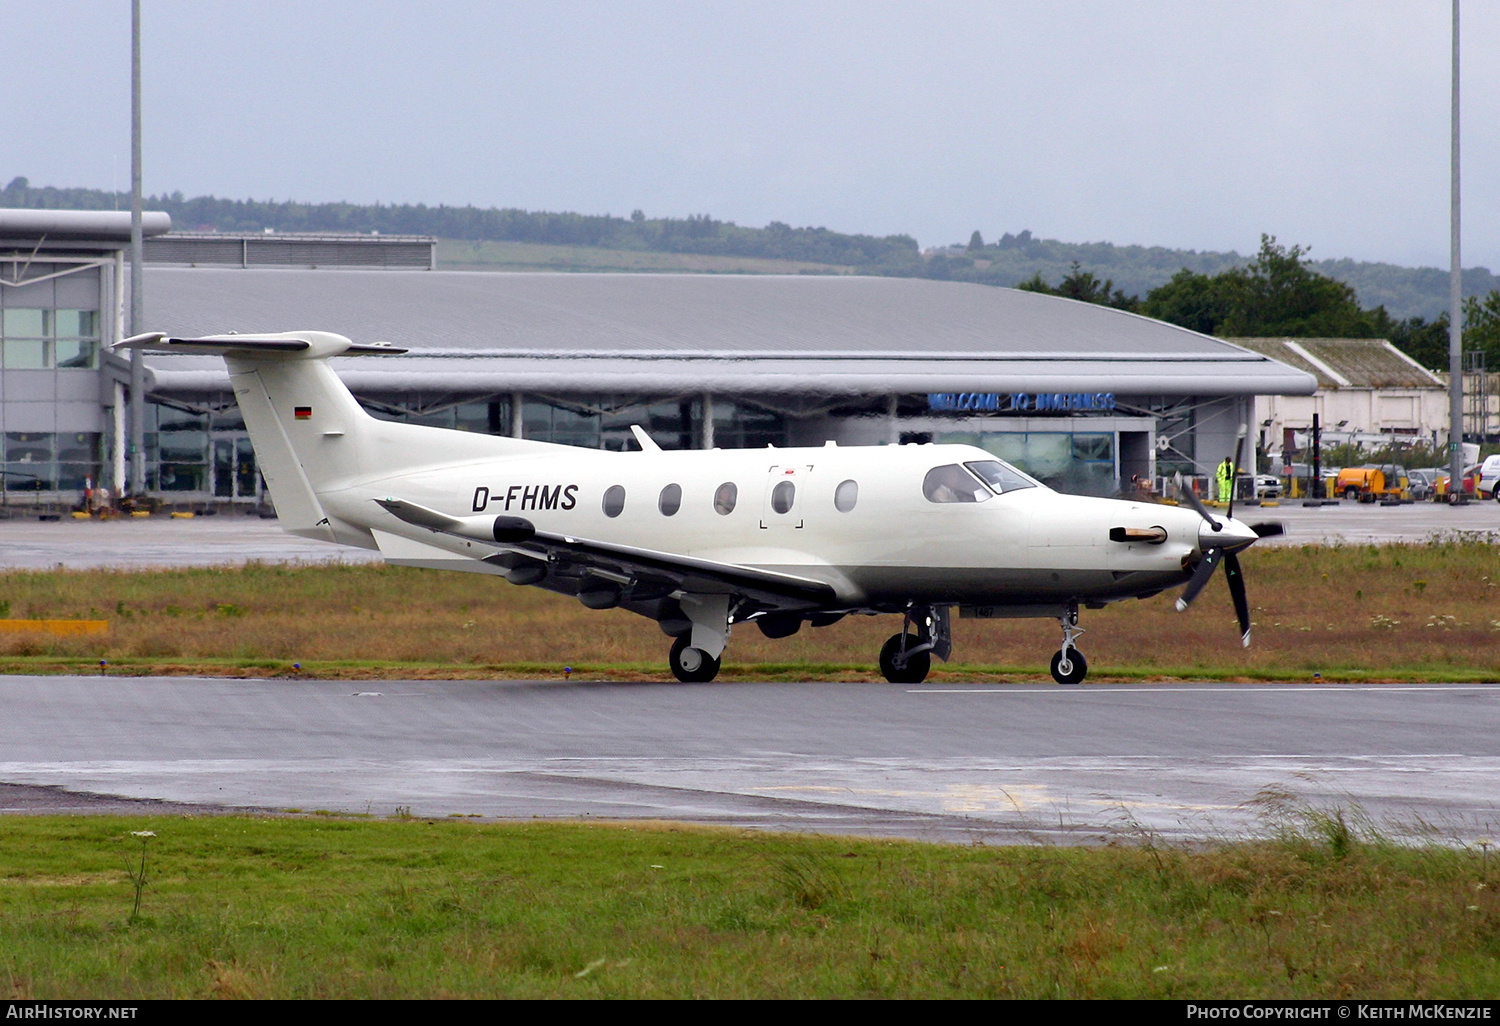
top-left (1050, 648), bottom-right (1088, 685)
top-left (878, 632), bottom-right (931, 684)
top-left (1343, 487), bottom-right (1359, 501)
top-left (669, 635), bottom-right (721, 683)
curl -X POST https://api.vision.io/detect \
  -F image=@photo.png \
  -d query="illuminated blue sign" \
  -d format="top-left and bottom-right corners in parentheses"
top-left (927, 392), bottom-right (1116, 413)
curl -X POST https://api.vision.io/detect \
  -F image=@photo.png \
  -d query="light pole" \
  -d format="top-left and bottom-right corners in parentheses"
top-left (127, 0), bottom-right (146, 498)
top-left (1447, 0), bottom-right (1465, 503)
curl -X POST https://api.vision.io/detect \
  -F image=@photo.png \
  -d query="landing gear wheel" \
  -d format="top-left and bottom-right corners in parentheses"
top-left (669, 635), bottom-right (721, 683)
top-left (879, 632), bottom-right (931, 684)
top-left (1050, 648), bottom-right (1088, 685)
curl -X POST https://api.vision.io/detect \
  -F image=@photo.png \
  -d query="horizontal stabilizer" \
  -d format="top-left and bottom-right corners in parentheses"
top-left (113, 331), bottom-right (407, 358)
top-left (374, 497), bottom-right (464, 533)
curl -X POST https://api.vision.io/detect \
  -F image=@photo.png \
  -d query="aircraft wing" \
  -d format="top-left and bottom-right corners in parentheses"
top-left (374, 498), bottom-right (839, 610)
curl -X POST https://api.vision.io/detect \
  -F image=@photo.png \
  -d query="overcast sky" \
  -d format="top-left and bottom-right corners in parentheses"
top-left (5, 1), bottom-right (1496, 269)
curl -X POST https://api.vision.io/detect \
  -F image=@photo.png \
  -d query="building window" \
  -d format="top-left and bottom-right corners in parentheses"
top-left (0, 307), bottom-right (99, 369)
top-left (2, 432), bottom-right (101, 496)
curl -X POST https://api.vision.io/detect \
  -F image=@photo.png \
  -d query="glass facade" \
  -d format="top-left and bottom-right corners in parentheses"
top-left (2, 431), bottom-right (101, 497)
top-left (0, 300), bottom-right (99, 371)
top-left (362, 395), bottom-right (789, 452)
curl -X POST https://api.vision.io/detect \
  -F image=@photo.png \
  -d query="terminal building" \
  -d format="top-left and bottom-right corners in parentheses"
top-left (0, 209), bottom-right (1318, 509)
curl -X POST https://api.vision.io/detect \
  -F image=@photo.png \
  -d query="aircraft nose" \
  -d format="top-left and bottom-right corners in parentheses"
top-left (1198, 516), bottom-right (1259, 552)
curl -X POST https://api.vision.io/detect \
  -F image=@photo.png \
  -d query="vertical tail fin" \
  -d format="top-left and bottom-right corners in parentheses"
top-left (115, 331), bottom-right (527, 542)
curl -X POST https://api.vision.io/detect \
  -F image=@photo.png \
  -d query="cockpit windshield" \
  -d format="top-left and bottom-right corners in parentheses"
top-left (922, 464), bottom-right (990, 503)
top-left (963, 459), bottom-right (1040, 494)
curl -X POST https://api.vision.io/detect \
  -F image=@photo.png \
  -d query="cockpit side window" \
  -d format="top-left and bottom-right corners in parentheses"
top-left (964, 459), bottom-right (1039, 494)
top-left (922, 464), bottom-right (990, 503)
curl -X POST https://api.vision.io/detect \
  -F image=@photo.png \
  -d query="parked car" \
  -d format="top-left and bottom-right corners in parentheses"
top-left (1254, 474), bottom-right (1282, 499)
top-left (1405, 468), bottom-right (1436, 502)
top-left (1433, 463), bottom-right (1480, 499)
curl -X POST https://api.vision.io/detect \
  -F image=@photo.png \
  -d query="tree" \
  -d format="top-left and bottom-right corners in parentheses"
top-left (1016, 261), bottom-right (1139, 311)
top-left (1216, 235), bottom-right (1375, 337)
top-left (1387, 313), bottom-right (1450, 370)
top-left (1141, 268), bottom-right (1235, 335)
top-left (1143, 235), bottom-right (1386, 339)
top-left (967, 230), bottom-right (985, 252)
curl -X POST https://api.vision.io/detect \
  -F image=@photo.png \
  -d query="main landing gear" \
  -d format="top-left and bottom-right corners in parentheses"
top-left (878, 605), bottom-right (951, 684)
top-left (669, 634), bottom-right (721, 683)
top-left (1050, 603), bottom-right (1087, 685)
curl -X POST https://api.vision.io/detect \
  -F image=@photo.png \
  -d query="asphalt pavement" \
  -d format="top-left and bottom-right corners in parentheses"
top-left (2, 676), bottom-right (1497, 845)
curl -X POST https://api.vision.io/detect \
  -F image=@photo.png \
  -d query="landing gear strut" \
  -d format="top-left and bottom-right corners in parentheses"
top-left (878, 605), bottom-right (950, 684)
top-left (669, 634), bottom-right (721, 683)
top-left (1050, 602), bottom-right (1087, 685)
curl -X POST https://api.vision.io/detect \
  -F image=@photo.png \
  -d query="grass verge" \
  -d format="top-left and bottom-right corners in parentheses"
top-left (2, 815), bottom-right (1498, 999)
top-left (0, 539), bottom-right (1497, 681)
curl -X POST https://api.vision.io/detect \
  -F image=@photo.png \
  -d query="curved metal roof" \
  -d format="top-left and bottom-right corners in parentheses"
top-left (141, 268), bottom-right (1317, 397)
top-left (0, 209), bottom-right (172, 243)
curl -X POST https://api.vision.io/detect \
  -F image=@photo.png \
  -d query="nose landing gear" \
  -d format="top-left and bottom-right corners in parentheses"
top-left (1050, 603), bottom-right (1087, 685)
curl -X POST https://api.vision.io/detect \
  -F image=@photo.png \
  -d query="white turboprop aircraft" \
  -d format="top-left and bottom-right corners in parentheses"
top-left (118, 331), bottom-right (1279, 684)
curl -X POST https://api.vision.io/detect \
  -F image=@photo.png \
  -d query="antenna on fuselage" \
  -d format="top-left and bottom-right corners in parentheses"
top-left (629, 425), bottom-right (661, 452)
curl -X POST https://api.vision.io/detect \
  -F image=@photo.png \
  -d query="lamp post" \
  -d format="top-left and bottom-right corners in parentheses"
top-left (128, 0), bottom-right (146, 497)
top-left (1447, 0), bottom-right (1466, 503)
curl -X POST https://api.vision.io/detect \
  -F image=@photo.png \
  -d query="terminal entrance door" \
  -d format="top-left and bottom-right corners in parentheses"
top-left (212, 436), bottom-right (261, 501)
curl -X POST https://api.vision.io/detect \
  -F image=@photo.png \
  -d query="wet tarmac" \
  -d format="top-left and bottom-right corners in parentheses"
top-left (3, 676), bottom-right (1497, 845)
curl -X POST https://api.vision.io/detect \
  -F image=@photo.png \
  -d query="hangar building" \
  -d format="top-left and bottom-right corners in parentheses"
top-left (0, 212), bottom-right (1317, 508)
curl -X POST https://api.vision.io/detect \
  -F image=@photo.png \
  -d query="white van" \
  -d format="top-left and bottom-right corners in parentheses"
top-left (1477, 454), bottom-right (1500, 499)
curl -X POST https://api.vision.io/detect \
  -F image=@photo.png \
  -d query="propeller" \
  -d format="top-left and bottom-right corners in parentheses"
top-left (1172, 431), bottom-right (1262, 647)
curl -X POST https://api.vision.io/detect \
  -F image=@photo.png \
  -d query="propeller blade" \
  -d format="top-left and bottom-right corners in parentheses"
top-left (1176, 477), bottom-right (1217, 528)
top-left (1250, 522), bottom-right (1285, 538)
top-left (1174, 546), bottom-right (1223, 611)
top-left (1225, 430), bottom-right (1247, 521)
top-left (1224, 550), bottom-right (1251, 646)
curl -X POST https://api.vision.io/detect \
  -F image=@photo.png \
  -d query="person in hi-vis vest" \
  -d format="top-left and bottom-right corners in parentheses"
top-left (1216, 457), bottom-right (1234, 502)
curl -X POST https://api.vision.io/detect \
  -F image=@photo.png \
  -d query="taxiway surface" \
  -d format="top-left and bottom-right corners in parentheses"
top-left (3, 676), bottom-right (1497, 844)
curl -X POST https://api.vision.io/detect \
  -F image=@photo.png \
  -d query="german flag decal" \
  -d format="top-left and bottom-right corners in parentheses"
top-left (294, 406), bottom-right (312, 420)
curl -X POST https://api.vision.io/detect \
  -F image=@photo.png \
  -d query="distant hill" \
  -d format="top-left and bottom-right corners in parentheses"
top-left (5, 176), bottom-right (1493, 319)
top-left (931, 229), bottom-right (1500, 321)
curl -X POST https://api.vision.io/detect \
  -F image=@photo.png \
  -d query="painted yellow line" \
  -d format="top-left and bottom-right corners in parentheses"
top-left (0, 620), bottom-right (109, 636)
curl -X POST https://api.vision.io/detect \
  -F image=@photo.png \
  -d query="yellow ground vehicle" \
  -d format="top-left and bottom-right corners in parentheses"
top-left (1335, 465), bottom-right (1408, 502)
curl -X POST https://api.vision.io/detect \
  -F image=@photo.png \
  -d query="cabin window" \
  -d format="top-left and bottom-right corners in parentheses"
top-left (602, 485), bottom-right (626, 517)
top-left (922, 464), bottom-right (989, 503)
top-left (658, 483), bottom-right (682, 516)
top-left (834, 479), bottom-right (858, 512)
top-left (964, 459), bottom-right (1038, 494)
top-left (714, 481), bottom-right (737, 515)
top-left (771, 480), bottom-right (796, 514)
